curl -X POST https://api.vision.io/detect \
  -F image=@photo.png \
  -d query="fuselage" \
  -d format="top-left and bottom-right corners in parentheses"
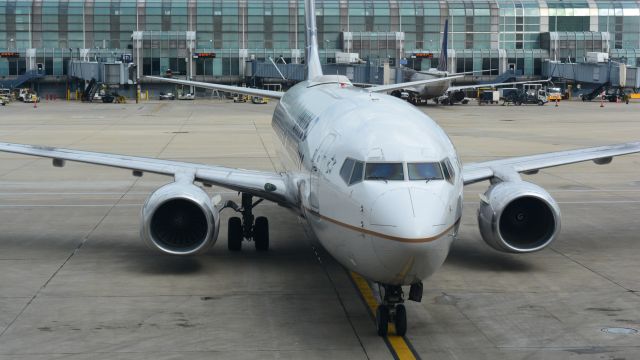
top-left (408, 69), bottom-right (452, 100)
top-left (272, 76), bottom-right (464, 285)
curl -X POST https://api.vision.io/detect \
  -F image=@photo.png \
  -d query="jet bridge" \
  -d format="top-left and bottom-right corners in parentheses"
top-left (68, 60), bottom-right (136, 85)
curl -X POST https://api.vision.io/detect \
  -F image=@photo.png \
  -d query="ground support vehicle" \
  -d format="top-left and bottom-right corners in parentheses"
top-left (547, 87), bottom-right (563, 101)
top-left (233, 94), bottom-right (248, 103)
top-left (478, 90), bottom-right (499, 105)
top-left (17, 88), bottom-right (40, 103)
top-left (251, 96), bottom-right (269, 104)
top-left (178, 93), bottom-right (195, 100)
top-left (159, 92), bottom-right (176, 100)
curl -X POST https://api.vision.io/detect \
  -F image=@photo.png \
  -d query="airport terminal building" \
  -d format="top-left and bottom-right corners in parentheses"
top-left (1, 0), bottom-right (640, 88)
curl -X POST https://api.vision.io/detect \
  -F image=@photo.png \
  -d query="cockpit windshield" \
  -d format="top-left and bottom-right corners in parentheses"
top-left (407, 162), bottom-right (443, 180)
top-left (365, 163), bottom-right (404, 181)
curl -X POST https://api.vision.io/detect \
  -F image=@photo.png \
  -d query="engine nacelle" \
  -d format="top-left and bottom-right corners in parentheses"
top-left (141, 182), bottom-right (220, 255)
top-left (478, 181), bottom-right (561, 253)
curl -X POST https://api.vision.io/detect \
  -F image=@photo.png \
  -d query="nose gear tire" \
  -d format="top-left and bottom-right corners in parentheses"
top-left (376, 305), bottom-right (389, 336)
top-left (395, 304), bottom-right (407, 336)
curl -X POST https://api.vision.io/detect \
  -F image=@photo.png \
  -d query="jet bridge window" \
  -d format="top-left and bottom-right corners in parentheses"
top-left (408, 162), bottom-right (444, 181)
top-left (340, 158), bottom-right (364, 185)
top-left (365, 163), bottom-right (404, 181)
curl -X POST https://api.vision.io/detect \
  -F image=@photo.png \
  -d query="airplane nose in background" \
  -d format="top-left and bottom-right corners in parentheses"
top-left (369, 187), bottom-right (448, 239)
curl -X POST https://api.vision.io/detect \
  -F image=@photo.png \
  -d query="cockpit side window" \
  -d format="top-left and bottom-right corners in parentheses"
top-left (365, 163), bottom-right (404, 181)
top-left (339, 158), bottom-right (364, 186)
top-left (408, 162), bottom-right (444, 180)
top-left (340, 158), bottom-right (355, 184)
top-left (441, 158), bottom-right (455, 183)
top-left (350, 161), bottom-right (364, 185)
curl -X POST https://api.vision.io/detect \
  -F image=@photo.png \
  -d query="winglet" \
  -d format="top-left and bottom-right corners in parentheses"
top-left (437, 19), bottom-right (449, 72)
top-left (304, 0), bottom-right (323, 80)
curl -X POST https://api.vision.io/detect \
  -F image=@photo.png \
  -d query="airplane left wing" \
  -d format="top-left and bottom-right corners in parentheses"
top-left (463, 141), bottom-right (640, 185)
top-left (367, 75), bottom-right (463, 93)
top-left (448, 78), bottom-right (551, 92)
top-left (0, 142), bottom-right (292, 205)
top-left (146, 76), bottom-right (284, 99)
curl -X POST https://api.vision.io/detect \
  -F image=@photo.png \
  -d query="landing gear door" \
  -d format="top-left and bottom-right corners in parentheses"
top-left (310, 133), bottom-right (336, 211)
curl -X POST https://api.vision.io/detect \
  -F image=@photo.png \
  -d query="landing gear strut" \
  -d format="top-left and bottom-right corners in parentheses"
top-left (225, 193), bottom-right (269, 251)
top-left (376, 282), bottom-right (423, 336)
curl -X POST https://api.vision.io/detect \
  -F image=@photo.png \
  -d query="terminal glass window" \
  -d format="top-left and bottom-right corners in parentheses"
top-left (365, 163), bottom-right (404, 181)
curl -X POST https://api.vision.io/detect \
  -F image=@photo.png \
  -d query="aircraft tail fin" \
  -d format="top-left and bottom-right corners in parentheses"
top-left (437, 19), bottom-right (449, 72)
top-left (304, 0), bottom-right (323, 79)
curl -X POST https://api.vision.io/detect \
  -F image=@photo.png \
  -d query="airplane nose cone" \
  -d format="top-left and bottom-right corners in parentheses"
top-left (368, 187), bottom-right (453, 284)
top-left (369, 187), bottom-right (448, 239)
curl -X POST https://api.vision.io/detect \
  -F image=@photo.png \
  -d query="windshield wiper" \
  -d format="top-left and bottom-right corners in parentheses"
top-left (366, 176), bottom-right (388, 183)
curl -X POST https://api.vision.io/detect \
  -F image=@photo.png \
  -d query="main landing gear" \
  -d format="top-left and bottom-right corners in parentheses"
top-left (376, 282), bottom-right (423, 337)
top-left (225, 193), bottom-right (269, 251)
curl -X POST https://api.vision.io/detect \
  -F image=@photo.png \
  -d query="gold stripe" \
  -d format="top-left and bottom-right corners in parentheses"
top-left (350, 272), bottom-right (417, 360)
top-left (306, 207), bottom-right (460, 243)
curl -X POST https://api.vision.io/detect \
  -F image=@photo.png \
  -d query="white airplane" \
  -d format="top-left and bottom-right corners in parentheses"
top-left (1, 0), bottom-right (639, 337)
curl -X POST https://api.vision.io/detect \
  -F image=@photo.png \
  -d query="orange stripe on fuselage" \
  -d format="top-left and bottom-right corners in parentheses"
top-left (306, 207), bottom-right (460, 243)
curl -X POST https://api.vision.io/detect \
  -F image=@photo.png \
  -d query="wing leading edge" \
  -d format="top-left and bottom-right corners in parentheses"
top-left (462, 141), bottom-right (640, 185)
top-left (0, 142), bottom-right (292, 205)
top-left (367, 75), bottom-right (463, 93)
top-left (448, 78), bottom-right (552, 93)
top-left (146, 76), bottom-right (284, 99)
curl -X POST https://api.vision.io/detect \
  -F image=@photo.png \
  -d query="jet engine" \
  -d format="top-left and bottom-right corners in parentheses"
top-left (477, 181), bottom-right (561, 253)
top-left (140, 182), bottom-right (220, 255)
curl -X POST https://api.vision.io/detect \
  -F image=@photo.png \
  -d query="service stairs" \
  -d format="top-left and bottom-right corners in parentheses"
top-left (0, 70), bottom-right (45, 89)
top-left (81, 78), bottom-right (100, 102)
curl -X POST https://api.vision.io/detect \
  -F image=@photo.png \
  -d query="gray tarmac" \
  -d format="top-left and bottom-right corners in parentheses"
top-left (0, 98), bottom-right (638, 359)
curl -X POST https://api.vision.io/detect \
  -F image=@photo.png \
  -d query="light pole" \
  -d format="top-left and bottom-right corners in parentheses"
top-left (9, 38), bottom-right (15, 51)
top-left (325, 39), bottom-right (330, 64)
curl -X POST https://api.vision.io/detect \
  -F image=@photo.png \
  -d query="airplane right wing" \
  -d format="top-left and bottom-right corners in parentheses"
top-left (462, 141), bottom-right (640, 185)
top-left (367, 75), bottom-right (463, 93)
top-left (146, 76), bottom-right (284, 99)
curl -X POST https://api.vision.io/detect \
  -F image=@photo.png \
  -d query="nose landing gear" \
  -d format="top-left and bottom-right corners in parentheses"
top-left (225, 193), bottom-right (269, 251)
top-left (376, 282), bottom-right (423, 336)
top-left (376, 285), bottom-right (407, 336)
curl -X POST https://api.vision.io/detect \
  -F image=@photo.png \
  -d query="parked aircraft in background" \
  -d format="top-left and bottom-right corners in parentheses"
top-left (392, 20), bottom-right (550, 105)
top-left (0, 0), bottom-right (638, 337)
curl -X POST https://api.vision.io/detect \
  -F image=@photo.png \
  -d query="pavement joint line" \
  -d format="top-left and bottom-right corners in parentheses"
top-left (0, 179), bottom-right (143, 340)
top-left (541, 171), bottom-right (640, 202)
top-left (253, 120), bottom-right (278, 171)
top-left (348, 271), bottom-right (420, 360)
top-left (549, 247), bottom-right (637, 296)
top-left (311, 245), bottom-right (371, 360)
top-left (155, 108), bottom-right (194, 158)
